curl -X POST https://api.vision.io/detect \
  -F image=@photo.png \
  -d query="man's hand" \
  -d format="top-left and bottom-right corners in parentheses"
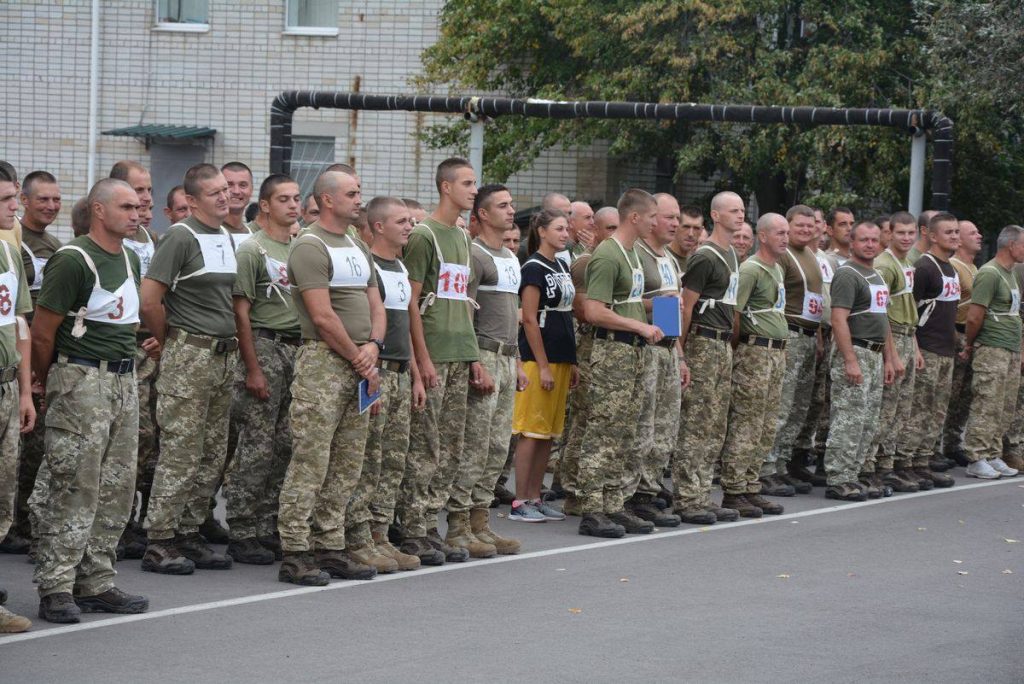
top-left (18, 392), bottom-right (35, 433)
top-left (893, 356), bottom-right (906, 380)
top-left (516, 365), bottom-right (529, 391)
top-left (141, 336), bottom-right (162, 360)
top-left (958, 343), bottom-right (974, 363)
top-left (641, 324), bottom-right (665, 345)
top-left (370, 399), bottom-right (382, 416)
top-left (470, 361), bottom-right (495, 394)
top-left (420, 357), bottom-right (439, 389)
top-left (569, 365), bottom-right (579, 389)
top-left (577, 227), bottom-right (595, 250)
top-left (844, 357), bottom-right (863, 385)
top-left (538, 365), bottom-right (555, 391)
top-left (352, 343), bottom-right (379, 379)
top-left (679, 358), bottom-right (691, 390)
top-left (884, 360), bottom-right (896, 386)
top-left (411, 377), bottom-right (427, 411)
top-left (245, 368), bottom-right (271, 401)
top-left (915, 350), bottom-right (925, 371)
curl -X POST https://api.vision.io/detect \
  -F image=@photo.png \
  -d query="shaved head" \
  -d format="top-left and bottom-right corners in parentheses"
top-left (710, 191), bottom-right (743, 213)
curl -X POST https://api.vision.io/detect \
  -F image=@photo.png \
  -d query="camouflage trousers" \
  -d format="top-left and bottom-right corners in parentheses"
top-left (824, 346), bottom-right (883, 485)
top-left (1003, 369), bottom-right (1024, 462)
top-left (132, 344), bottom-right (159, 523)
top-left (903, 349), bottom-right (954, 468)
top-left (145, 334), bottom-right (236, 541)
top-left (672, 334), bottom-right (733, 511)
top-left (576, 339), bottom-right (647, 514)
top-left (223, 336), bottom-right (295, 541)
top-left (559, 329), bottom-right (594, 496)
top-left (30, 363), bottom-right (138, 597)
top-left (867, 331), bottom-right (916, 472)
top-left (942, 332), bottom-right (973, 456)
top-left (397, 361), bottom-right (469, 538)
top-left (278, 343), bottom-right (368, 552)
top-left (765, 329), bottom-right (818, 476)
top-left (721, 343), bottom-right (786, 495)
top-left (964, 345), bottom-right (1020, 463)
top-left (0, 379), bottom-right (21, 540)
top-left (797, 333), bottom-right (833, 454)
top-left (452, 349), bottom-right (517, 512)
top-left (628, 343), bottom-right (678, 498)
top-left (346, 366), bottom-right (410, 545)
top-left (11, 392), bottom-right (44, 539)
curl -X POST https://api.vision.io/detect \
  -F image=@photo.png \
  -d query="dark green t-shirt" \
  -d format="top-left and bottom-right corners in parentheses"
top-left (233, 231), bottom-right (300, 336)
top-left (145, 215), bottom-right (237, 338)
top-left (972, 259), bottom-right (1022, 351)
top-left (373, 254), bottom-right (412, 362)
top-left (37, 236), bottom-right (141, 361)
top-left (0, 240), bottom-right (32, 368)
top-left (468, 240), bottom-right (520, 346)
top-left (780, 245), bottom-right (823, 329)
top-left (830, 261), bottom-right (890, 343)
top-left (402, 218), bottom-right (478, 363)
top-left (683, 242), bottom-right (739, 331)
top-left (21, 227), bottom-right (62, 306)
top-left (736, 256), bottom-right (788, 339)
top-left (585, 237), bottom-right (647, 324)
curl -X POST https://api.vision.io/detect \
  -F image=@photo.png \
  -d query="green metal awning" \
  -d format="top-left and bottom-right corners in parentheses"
top-left (102, 124), bottom-right (217, 144)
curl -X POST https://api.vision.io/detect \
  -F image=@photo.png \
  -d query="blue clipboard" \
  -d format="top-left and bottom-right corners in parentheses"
top-left (359, 378), bottom-right (382, 414)
top-left (652, 296), bottom-right (682, 337)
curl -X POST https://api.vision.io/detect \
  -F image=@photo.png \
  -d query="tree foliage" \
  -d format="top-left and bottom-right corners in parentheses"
top-left (419, 0), bottom-right (1023, 232)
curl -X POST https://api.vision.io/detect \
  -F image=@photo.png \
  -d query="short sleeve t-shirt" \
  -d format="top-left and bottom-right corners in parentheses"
top-left (519, 252), bottom-right (576, 365)
top-left (145, 216), bottom-right (237, 338)
top-left (0, 217), bottom-right (23, 251)
top-left (780, 245), bottom-right (823, 329)
top-left (875, 249), bottom-right (918, 327)
top-left (951, 256), bottom-right (978, 326)
top-left (287, 223), bottom-right (377, 345)
top-left (36, 236), bottom-right (141, 361)
top-left (402, 218), bottom-right (478, 363)
top-left (682, 242), bottom-right (739, 331)
top-left (233, 231), bottom-right (300, 336)
top-left (585, 238), bottom-right (646, 325)
top-left (468, 240), bottom-right (520, 346)
top-left (830, 261), bottom-right (889, 343)
top-left (971, 259), bottom-right (1022, 351)
top-left (0, 239), bottom-right (32, 368)
top-left (372, 254), bottom-right (412, 363)
top-left (570, 251), bottom-right (590, 294)
top-left (21, 226), bottom-right (62, 305)
top-left (666, 246), bottom-right (689, 279)
top-left (736, 256), bottom-right (788, 339)
top-left (913, 253), bottom-right (958, 357)
top-left (818, 250), bottom-right (846, 329)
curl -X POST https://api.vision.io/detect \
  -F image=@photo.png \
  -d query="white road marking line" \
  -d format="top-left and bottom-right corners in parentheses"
top-left (0, 477), bottom-right (1016, 646)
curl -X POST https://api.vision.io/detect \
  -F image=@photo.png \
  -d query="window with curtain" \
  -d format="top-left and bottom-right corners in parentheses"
top-left (286, 0), bottom-right (336, 28)
top-left (156, 0), bottom-right (209, 24)
top-left (291, 136), bottom-right (337, 196)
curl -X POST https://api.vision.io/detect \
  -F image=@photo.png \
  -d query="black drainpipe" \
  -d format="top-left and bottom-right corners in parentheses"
top-left (270, 92), bottom-right (953, 210)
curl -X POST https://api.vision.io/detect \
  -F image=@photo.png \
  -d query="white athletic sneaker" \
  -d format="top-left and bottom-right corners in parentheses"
top-left (965, 460), bottom-right (1001, 480)
top-left (988, 458), bottom-right (1019, 477)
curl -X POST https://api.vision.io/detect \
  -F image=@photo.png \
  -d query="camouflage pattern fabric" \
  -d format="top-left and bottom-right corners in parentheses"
top-left (421, 362), bottom-right (472, 527)
top-left (720, 344), bottom-right (786, 495)
top-left (0, 380), bottom-right (20, 539)
top-left (797, 336), bottom-right (832, 455)
top-left (30, 364), bottom-right (138, 597)
top-left (1002, 367), bottom-right (1024, 462)
top-left (559, 329), bottom-right (594, 496)
top-left (823, 346), bottom-right (883, 485)
top-left (964, 345), bottom-right (1021, 463)
top-left (576, 339), bottom-right (646, 513)
top-left (12, 392), bottom-right (44, 539)
top-left (132, 344), bottom-right (159, 523)
top-left (278, 342), bottom-right (368, 552)
top-left (367, 369), bottom-right (412, 528)
top-left (144, 334), bottom-right (236, 541)
top-left (223, 336), bottom-right (295, 541)
top-left (868, 332), bottom-right (916, 472)
top-left (942, 332), bottom-right (973, 457)
top-left (765, 330), bottom-right (817, 476)
top-left (904, 349), bottom-right (954, 468)
top-left (628, 344), bottom-right (679, 498)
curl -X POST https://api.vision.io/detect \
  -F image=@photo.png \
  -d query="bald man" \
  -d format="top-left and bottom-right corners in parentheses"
top-left (568, 201), bottom-right (595, 259)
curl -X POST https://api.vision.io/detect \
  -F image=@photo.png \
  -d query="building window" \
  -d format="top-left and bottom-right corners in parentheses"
top-left (291, 136), bottom-right (336, 197)
top-left (154, 0), bottom-right (210, 32)
top-left (285, 0), bottom-right (338, 36)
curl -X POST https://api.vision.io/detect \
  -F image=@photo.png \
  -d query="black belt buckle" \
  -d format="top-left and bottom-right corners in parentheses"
top-left (695, 326), bottom-right (731, 343)
top-left (787, 323), bottom-right (817, 337)
top-left (214, 338), bottom-right (237, 354)
top-left (110, 358), bottom-right (134, 374)
top-left (656, 337), bottom-right (677, 349)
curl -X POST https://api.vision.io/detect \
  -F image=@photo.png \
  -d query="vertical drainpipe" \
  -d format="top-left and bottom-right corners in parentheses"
top-left (86, 0), bottom-right (100, 188)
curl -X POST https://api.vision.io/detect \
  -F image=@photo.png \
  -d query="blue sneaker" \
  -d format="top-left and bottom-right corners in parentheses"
top-left (533, 500), bottom-right (566, 521)
top-left (509, 500), bottom-right (546, 523)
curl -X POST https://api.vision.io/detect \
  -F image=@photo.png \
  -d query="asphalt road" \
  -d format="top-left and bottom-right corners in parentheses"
top-left (1, 473), bottom-right (1022, 683)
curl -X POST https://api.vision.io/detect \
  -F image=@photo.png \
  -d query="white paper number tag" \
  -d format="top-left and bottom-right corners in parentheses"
top-left (437, 262), bottom-right (470, 300)
top-left (868, 284), bottom-right (889, 313)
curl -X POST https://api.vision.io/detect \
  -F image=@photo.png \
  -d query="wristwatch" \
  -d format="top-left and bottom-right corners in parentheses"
top-left (371, 338), bottom-right (385, 353)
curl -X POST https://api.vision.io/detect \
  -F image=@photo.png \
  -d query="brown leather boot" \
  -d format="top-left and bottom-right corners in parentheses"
top-left (371, 524), bottom-right (420, 571)
top-left (347, 543), bottom-right (399, 574)
top-left (469, 508), bottom-right (521, 555)
top-left (721, 494), bottom-right (763, 518)
top-left (445, 511), bottom-right (497, 559)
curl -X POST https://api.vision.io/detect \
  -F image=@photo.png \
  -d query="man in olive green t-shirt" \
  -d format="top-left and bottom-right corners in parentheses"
top-left (576, 189), bottom-right (664, 539)
top-left (962, 224), bottom-right (1024, 479)
top-left (29, 179), bottom-right (151, 623)
top-left (398, 157), bottom-right (481, 563)
top-left (140, 163), bottom-right (239, 575)
top-left (720, 213), bottom-right (790, 518)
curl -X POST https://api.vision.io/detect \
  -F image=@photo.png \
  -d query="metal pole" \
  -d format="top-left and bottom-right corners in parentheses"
top-left (908, 132), bottom-right (926, 216)
top-left (86, 0), bottom-right (100, 189)
top-left (469, 119), bottom-right (484, 183)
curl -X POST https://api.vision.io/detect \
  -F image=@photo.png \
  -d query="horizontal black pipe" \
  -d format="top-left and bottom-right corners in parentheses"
top-left (270, 91), bottom-right (953, 210)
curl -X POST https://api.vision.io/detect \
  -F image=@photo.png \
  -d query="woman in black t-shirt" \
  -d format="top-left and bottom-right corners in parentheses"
top-left (510, 210), bottom-right (579, 522)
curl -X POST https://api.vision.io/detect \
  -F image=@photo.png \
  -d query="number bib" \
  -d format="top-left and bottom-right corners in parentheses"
top-left (818, 256), bottom-right (835, 284)
top-left (82, 277), bottom-right (140, 325)
top-left (1011, 289), bottom-right (1021, 316)
top-left (935, 273), bottom-right (960, 302)
top-left (801, 292), bottom-right (824, 322)
top-left (124, 237), bottom-right (155, 277)
top-left (376, 264), bottom-right (411, 311)
top-left (437, 262), bottom-right (470, 300)
top-left (554, 272), bottom-right (576, 309)
top-left (655, 255), bottom-right (679, 293)
top-left (194, 233), bottom-right (237, 274)
top-left (774, 283), bottom-right (786, 311)
top-left (554, 249), bottom-right (572, 268)
top-left (231, 231), bottom-right (254, 252)
top-left (485, 254), bottom-right (521, 294)
top-left (900, 266), bottom-right (915, 295)
top-left (868, 284), bottom-right (890, 313)
top-left (327, 246), bottom-right (370, 288)
top-left (0, 246), bottom-right (19, 327)
top-left (722, 271), bottom-right (739, 306)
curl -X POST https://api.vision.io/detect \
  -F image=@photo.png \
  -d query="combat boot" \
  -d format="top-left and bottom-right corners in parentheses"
top-left (427, 528), bottom-right (470, 563)
top-left (812, 452), bottom-right (829, 486)
top-left (745, 493), bottom-right (784, 515)
top-left (346, 543), bottom-right (399, 574)
top-left (227, 538), bottom-right (276, 565)
top-left (914, 467), bottom-right (955, 489)
top-left (607, 509), bottom-right (655, 534)
top-left (38, 592), bottom-right (81, 624)
top-left (141, 540), bottom-right (195, 575)
top-left (315, 549), bottom-right (377, 580)
top-left (0, 530), bottom-right (30, 554)
top-left (945, 447), bottom-right (969, 468)
top-left (199, 516), bottom-right (230, 545)
top-left (676, 507), bottom-right (717, 525)
top-left (758, 475), bottom-right (796, 497)
top-left (399, 537), bottom-right (445, 566)
top-left (445, 511), bottom-right (497, 558)
top-left (74, 587), bottom-right (148, 614)
top-left (470, 508), bottom-right (521, 555)
top-left (825, 482), bottom-right (867, 502)
top-left (902, 468), bottom-right (934, 491)
top-left (705, 502), bottom-right (739, 522)
top-left (578, 513), bottom-right (625, 538)
top-left (257, 533), bottom-right (283, 561)
top-left (627, 495), bottom-right (681, 527)
top-left (278, 552), bottom-right (329, 586)
top-left (561, 494), bottom-right (583, 517)
top-left (371, 525), bottom-right (421, 571)
top-left (880, 469), bottom-right (919, 493)
top-left (776, 472), bottom-right (813, 494)
top-left (721, 494), bottom-right (763, 518)
top-left (0, 605), bottom-right (31, 633)
top-left (857, 473), bottom-right (883, 499)
top-left (928, 458), bottom-right (953, 472)
top-left (492, 483), bottom-right (516, 507)
top-left (1001, 453), bottom-right (1024, 472)
top-left (786, 450), bottom-right (819, 486)
top-left (176, 533), bottom-right (233, 570)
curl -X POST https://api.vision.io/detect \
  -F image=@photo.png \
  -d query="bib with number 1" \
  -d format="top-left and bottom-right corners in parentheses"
top-left (429, 225), bottom-right (471, 301)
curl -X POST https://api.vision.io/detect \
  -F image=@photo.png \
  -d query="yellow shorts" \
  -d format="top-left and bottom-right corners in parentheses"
top-left (512, 361), bottom-right (573, 440)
